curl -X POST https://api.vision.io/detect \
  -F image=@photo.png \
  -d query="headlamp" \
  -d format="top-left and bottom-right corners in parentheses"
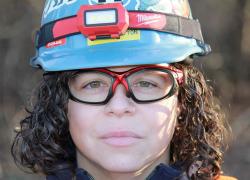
top-left (77, 3), bottom-right (129, 40)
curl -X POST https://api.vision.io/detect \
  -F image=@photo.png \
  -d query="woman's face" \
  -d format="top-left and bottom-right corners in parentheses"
top-left (67, 65), bottom-right (179, 175)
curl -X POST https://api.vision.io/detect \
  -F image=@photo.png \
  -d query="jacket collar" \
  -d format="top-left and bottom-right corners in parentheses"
top-left (47, 163), bottom-right (186, 180)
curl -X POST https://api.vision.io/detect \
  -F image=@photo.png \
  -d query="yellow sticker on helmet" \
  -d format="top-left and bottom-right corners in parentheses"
top-left (87, 30), bottom-right (141, 46)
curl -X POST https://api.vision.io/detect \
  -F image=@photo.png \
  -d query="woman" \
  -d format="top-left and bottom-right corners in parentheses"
top-left (11, 0), bottom-right (236, 179)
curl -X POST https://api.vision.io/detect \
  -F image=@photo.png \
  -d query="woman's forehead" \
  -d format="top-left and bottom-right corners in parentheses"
top-left (107, 65), bottom-right (138, 72)
top-left (106, 63), bottom-right (168, 72)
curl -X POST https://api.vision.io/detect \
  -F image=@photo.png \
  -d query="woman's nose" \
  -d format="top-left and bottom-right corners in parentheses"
top-left (104, 84), bottom-right (136, 117)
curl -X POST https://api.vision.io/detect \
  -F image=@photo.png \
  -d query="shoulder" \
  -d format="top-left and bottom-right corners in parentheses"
top-left (46, 169), bottom-right (73, 180)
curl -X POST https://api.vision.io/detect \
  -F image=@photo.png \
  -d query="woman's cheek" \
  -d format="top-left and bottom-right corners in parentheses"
top-left (67, 101), bottom-right (92, 145)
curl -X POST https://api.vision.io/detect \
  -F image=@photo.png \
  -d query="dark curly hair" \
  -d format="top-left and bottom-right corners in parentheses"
top-left (11, 62), bottom-right (229, 179)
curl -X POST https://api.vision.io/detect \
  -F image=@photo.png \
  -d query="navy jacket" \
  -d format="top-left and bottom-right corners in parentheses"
top-left (46, 163), bottom-right (188, 180)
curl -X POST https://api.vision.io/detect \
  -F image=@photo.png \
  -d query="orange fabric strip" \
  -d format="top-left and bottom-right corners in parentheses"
top-left (217, 176), bottom-right (237, 180)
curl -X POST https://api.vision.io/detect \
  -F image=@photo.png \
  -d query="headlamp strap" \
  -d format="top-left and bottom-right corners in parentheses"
top-left (37, 11), bottom-right (204, 48)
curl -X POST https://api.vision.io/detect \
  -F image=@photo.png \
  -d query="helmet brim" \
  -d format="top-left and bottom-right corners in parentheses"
top-left (31, 32), bottom-right (205, 71)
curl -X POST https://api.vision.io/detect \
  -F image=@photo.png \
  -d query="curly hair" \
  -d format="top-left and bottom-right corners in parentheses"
top-left (11, 62), bottom-right (229, 179)
top-left (170, 63), bottom-right (229, 179)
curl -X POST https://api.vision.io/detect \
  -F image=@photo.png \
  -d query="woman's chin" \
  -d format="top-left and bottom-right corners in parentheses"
top-left (97, 158), bottom-right (147, 173)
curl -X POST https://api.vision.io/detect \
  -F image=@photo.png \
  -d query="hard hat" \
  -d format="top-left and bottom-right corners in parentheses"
top-left (31, 0), bottom-right (211, 71)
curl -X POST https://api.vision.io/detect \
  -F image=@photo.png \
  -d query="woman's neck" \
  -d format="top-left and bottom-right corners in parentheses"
top-left (77, 149), bottom-right (170, 180)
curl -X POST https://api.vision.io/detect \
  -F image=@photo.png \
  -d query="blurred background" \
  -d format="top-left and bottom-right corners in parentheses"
top-left (0, 0), bottom-right (249, 179)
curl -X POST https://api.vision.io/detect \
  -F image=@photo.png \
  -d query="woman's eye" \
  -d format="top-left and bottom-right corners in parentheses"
top-left (83, 81), bottom-right (103, 89)
top-left (135, 81), bottom-right (157, 88)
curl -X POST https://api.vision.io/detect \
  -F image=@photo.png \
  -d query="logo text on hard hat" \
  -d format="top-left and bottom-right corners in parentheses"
top-left (43, 0), bottom-right (77, 18)
top-left (46, 38), bottom-right (66, 48)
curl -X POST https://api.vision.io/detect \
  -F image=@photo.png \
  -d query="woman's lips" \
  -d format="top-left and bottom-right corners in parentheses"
top-left (100, 131), bottom-right (142, 147)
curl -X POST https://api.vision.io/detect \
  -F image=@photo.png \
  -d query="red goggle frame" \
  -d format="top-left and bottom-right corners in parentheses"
top-left (77, 64), bottom-right (184, 92)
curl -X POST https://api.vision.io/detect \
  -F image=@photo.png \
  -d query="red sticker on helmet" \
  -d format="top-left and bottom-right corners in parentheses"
top-left (136, 0), bottom-right (192, 19)
top-left (46, 38), bottom-right (66, 48)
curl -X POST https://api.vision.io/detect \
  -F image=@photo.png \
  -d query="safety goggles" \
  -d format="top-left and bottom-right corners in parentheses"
top-left (68, 65), bottom-right (183, 105)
